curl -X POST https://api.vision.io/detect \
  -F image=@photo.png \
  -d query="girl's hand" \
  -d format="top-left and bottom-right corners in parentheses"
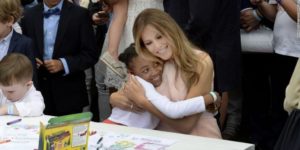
top-left (123, 75), bottom-right (147, 107)
top-left (207, 92), bottom-right (221, 113)
top-left (110, 91), bottom-right (144, 113)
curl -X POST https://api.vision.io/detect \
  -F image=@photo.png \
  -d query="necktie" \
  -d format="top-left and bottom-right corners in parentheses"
top-left (43, 8), bottom-right (60, 18)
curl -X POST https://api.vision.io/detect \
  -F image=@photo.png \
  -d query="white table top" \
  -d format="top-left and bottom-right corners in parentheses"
top-left (0, 115), bottom-right (254, 150)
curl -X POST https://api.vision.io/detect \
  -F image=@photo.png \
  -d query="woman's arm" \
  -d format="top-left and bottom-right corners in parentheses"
top-left (173, 51), bottom-right (214, 131)
top-left (120, 82), bottom-right (203, 133)
top-left (187, 52), bottom-right (213, 97)
top-left (106, 0), bottom-right (128, 59)
top-left (251, 0), bottom-right (277, 22)
top-left (110, 85), bottom-right (203, 133)
top-left (280, 0), bottom-right (298, 22)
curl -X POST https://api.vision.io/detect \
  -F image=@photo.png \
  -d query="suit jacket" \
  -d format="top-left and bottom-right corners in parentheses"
top-left (21, 0), bottom-right (98, 115)
top-left (8, 30), bottom-right (38, 85)
top-left (163, 0), bottom-right (189, 30)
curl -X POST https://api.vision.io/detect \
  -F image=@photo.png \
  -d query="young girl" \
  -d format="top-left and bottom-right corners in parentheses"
top-left (123, 9), bottom-right (221, 138)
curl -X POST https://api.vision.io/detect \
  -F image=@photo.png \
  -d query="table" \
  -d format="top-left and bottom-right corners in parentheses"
top-left (0, 115), bottom-right (254, 150)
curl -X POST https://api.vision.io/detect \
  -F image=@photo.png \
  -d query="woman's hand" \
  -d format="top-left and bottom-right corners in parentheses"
top-left (123, 75), bottom-right (148, 107)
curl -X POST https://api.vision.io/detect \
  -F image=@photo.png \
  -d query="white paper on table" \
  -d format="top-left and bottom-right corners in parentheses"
top-left (88, 131), bottom-right (177, 150)
top-left (0, 123), bottom-right (40, 150)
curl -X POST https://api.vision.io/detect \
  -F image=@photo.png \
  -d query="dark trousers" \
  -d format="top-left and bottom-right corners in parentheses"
top-left (275, 109), bottom-right (300, 150)
top-left (242, 53), bottom-right (297, 150)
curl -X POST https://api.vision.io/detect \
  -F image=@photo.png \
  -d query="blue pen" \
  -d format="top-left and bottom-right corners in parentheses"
top-left (6, 118), bottom-right (22, 125)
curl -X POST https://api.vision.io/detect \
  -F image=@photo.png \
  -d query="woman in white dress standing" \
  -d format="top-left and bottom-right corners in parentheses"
top-left (95, 0), bottom-right (164, 121)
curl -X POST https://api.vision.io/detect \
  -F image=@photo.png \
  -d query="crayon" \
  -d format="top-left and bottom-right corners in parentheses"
top-left (0, 139), bottom-right (11, 144)
top-left (6, 118), bottom-right (22, 125)
top-left (89, 130), bottom-right (97, 136)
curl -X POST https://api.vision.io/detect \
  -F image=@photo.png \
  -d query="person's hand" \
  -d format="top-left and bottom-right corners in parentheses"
top-left (206, 103), bottom-right (217, 113)
top-left (35, 58), bottom-right (43, 69)
top-left (44, 59), bottom-right (64, 73)
top-left (214, 92), bottom-right (222, 109)
top-left (240, 9), bottom-right (260, 32)
top-left (92, 11), bottom-right (109, 25)
top-left (206, 92), bottom-right (221, 113)
top-left (123, 75), bottom-right (147, 107)
top-left (102, 1), bottom-right (112, 13)
top-left (0, 106), bottom-right (6, 115)
top-left (110, 91), bottom-right (144, 113)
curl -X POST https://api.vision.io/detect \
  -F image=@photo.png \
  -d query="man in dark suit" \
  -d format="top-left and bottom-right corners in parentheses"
top-left (21, 0), bottom-right (98, 116)
top-left (163, 0), bottom-right (189, 30)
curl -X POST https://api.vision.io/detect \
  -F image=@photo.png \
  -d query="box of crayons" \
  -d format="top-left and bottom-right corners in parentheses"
top-left (38, 112), bottom-right (92, 150)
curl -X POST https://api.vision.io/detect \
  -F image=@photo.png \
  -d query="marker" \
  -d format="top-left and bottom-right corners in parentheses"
top-left (6, 118), bottom-right (22, 125)
top-left (97, 137), bottom-right (103, 144)
top-left (0, 139), bottom-right (11, 144)
top-left (96, 137), bottom-right (103, 150)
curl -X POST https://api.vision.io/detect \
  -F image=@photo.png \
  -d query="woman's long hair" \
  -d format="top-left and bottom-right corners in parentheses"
top-left (133, 8), bottom-right (204, 88)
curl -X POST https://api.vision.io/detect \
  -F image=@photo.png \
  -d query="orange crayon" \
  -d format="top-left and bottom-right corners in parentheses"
top-left (0, 139), bottom-right (11, 144)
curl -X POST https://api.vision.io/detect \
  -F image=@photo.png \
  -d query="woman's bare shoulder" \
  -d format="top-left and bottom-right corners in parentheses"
top-left (193, 49), bottom-right (213, 66)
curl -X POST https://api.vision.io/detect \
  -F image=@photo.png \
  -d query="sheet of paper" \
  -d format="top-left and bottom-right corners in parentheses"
top-left (88, 131), bottom-right (177, 150)
top-left (0, 123), bottom-right (40, 150)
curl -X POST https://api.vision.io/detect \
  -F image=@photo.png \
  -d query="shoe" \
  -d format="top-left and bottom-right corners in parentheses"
top-left (100, 51), bottom-right (127, 80)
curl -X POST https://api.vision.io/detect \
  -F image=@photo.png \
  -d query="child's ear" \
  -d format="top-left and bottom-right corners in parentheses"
top-left (26, 81), bottom-right (33, 87)
top-left (7, 16), bottom-right (14, 27)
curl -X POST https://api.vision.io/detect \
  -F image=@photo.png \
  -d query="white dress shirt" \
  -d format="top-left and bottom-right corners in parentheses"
top-left (0, 29), bottom-right (13, 60)
top-left (0, 85), bottom-right (45, 117)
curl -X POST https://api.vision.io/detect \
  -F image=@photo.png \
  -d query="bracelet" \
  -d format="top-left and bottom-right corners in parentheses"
top-left (252, 9), bottom-right (262, 21)
top-left (7, 104), bottom-right (14, 115)
top-left (209, 92), bottom-right (218, 103)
